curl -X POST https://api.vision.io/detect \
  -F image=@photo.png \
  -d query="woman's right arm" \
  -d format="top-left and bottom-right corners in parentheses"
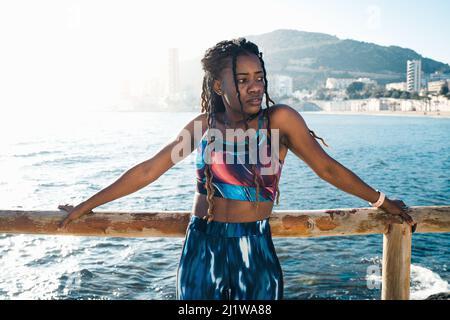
top-left (59, 113), bottom-right (206, 228)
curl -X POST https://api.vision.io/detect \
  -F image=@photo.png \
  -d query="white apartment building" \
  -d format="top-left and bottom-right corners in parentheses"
top-left (407, 60), bottom-right (422, 92)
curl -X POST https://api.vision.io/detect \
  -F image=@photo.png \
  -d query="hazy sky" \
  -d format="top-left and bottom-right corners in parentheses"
top-left (1, 0), bottom-right (449, 111)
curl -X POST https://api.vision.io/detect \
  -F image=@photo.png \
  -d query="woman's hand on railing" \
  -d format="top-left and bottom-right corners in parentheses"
top-left (58, 203), bottom-right (94, 230)
top-left (380, 199), bottom-right (417, 232)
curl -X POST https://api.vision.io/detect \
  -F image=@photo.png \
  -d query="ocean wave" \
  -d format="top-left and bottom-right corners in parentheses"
top-left (410, 264), bottom-right (450, 300)
top-left (13, 151), bottom-right (63, 158)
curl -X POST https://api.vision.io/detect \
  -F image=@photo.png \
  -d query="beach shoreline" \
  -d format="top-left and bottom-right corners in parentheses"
top-left (301, 110), bottom-right (450, 119)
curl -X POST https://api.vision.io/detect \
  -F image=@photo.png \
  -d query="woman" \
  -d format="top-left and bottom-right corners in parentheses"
top-left (59, 38), bottom-right (416, 300)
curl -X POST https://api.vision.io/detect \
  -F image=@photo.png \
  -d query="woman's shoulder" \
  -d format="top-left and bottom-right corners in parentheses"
top-left (187, 112), bottom-right (208, 129)
top-left (192, 112), bottom-right (208, 122)
top-left (265, 104), bottom-right (304, 126)
top-left (191, 112), bottom-right (209, 137)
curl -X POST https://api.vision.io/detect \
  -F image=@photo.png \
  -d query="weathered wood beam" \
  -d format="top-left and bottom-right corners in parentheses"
top-left (0, 206), bottom-right (448, 238)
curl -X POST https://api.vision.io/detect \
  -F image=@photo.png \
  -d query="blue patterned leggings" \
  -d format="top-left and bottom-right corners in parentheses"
top-left (176, 215), bottom-right (283, 300)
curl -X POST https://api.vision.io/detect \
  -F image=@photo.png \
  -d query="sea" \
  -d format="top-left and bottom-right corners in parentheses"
top-left (0, 110), bottom-right (449, 300)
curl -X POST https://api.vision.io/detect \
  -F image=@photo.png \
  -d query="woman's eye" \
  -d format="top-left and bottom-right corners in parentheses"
top-left (237, 78), bottom-right (263, 84)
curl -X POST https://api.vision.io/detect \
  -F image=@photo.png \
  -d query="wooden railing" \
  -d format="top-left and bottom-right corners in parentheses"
top-left (1, 205), bottom-right (449, 300)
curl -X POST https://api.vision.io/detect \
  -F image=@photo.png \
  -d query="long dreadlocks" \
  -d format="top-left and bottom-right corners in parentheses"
top-left (200, 38), bottom-right (326, 222)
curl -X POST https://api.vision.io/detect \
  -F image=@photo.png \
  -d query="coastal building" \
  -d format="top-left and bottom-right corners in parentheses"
top-left (406, 60), bottom-right (422, 92)
top-left (429, 71), bottom-right (450, 82)
top-left (292, 89), bottom-right (314, 100)
top-left (313, 96), bottom-right (450, 113)
top-left (314, 99), bottom-right (385, 112)
top-left (269, 75), bottom-right (293, 97)
top-left (428, 80), bottom-right (448, 93)
top-left (386, 82), bottom-right (407, 91)
top-left (326, 77), bottom-right (376, 90)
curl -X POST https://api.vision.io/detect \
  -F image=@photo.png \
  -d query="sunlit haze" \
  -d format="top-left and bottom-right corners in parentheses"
top-left (0, 0), bottom-right (449, 112)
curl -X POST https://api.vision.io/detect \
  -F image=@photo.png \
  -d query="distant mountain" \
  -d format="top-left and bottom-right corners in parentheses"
top-left (180, 29), bottom-right (450, 93)
top-left (246, 29), bottom-right (450, 89)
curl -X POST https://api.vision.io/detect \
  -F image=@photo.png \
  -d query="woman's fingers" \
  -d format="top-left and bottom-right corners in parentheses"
top-left (58, 217), bottom-right (70, 230)
top-left (386, 200), bottom-right (417, 232)
top-left (399, 210), bottom-right (417, 233)
top-left (59, 213), bottom-right (74, 229)
top-left (400, 212), bottom-right (413, 224)
top-left (57, 204), bottom-right (93, 230)
top-left (58, 219), bottom-right (68, 229)
top-left (58, 204), bottom-right (75, 229)
top-left (58, 204), bottom-right (74, 212)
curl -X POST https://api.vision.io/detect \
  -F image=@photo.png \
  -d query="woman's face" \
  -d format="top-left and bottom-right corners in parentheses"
top-left (215, 54), bottom-right (265, 117)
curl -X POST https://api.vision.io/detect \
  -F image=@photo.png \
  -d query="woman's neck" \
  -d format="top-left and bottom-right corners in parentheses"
top-left (218, 108), bottom-right (262, 128)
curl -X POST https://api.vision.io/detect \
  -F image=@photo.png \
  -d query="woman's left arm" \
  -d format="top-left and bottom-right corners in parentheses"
top-left (272, 105), bottom-right (416, 227)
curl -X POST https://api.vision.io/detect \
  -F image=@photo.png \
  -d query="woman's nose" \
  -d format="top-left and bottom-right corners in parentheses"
top-left (248, 80), bottom-right (264, 94)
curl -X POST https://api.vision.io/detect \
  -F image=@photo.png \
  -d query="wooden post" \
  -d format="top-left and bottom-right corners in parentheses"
top-left (382, 223), bottom-right (412, 300)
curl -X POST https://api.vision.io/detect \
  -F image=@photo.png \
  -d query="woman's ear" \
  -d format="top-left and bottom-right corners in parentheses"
top-left (213, 80), bottom-right (223, 95)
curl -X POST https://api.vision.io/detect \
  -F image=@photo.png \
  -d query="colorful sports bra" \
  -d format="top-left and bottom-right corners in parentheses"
top-left (195, 108), bottom-right (283, 202)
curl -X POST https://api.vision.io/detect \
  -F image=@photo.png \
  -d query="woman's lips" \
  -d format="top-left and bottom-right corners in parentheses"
top-left (247, 98), bottom-right (262, 105)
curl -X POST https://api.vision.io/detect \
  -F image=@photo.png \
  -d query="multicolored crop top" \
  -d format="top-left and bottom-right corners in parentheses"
top-left (195, 108), bottom-right (283, 202)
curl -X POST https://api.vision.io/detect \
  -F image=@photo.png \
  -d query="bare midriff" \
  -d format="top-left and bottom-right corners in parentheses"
top-left (192, 193), bottom-right (275, 222)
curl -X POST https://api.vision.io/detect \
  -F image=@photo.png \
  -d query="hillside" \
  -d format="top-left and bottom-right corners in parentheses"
top-left (180, 29), bottom-right (450, 92)
top-left (246, 29), bottom-right (450, 89)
